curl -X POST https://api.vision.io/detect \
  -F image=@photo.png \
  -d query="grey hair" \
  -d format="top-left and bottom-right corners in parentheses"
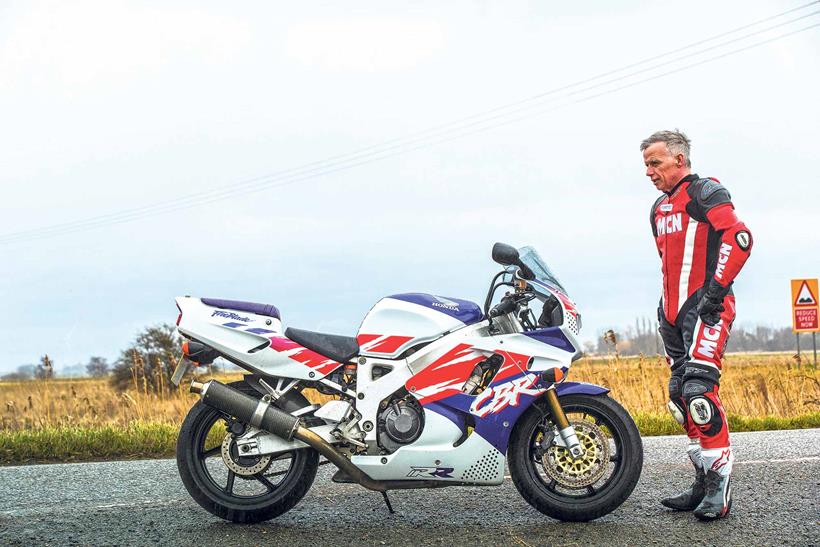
top-left (640, 129), bottom-right (691, 167)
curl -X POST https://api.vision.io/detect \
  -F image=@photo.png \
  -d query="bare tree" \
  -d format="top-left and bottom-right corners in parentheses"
top-left (86, 356), bottom-right (110, 377)
top-left (34, 355), bottom-right (54, 380)
top-left (109, 324), bottom-right (180, 393)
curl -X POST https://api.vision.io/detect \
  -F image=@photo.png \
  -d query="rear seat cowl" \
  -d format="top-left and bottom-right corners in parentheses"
top-left (201, 298), bottom-right (281, 320)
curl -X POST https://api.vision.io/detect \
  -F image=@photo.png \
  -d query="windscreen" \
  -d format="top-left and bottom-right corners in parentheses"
top-left (517, 246), bottom-right (568, 294)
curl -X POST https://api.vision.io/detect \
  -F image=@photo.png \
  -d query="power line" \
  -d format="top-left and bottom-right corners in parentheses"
top-left (2, 6), bottom-right (819, 245)
top-left (3, 4), bottom-right (817, 244)
top-left (4, 15), bottom-right (819, 244)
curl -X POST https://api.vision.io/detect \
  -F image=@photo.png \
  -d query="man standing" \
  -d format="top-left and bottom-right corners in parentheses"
top-left (641, 130), bottom-right (753, 520)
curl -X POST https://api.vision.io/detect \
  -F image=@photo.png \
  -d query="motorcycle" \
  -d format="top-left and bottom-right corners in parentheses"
top-left (172, 243), bottom-right (643, 523)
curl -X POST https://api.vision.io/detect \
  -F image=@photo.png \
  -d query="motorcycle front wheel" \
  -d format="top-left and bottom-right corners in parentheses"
top-left (508, 393), bottom-right (643, 522)
top-left (176, 380), bottom-right (319, 523)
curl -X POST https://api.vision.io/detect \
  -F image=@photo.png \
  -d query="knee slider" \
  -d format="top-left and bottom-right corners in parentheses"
top-left (667, 400), bottom-right (686, 425)
top-left (683, 386), bottom-right (724, 437)
top-left (687, 395), bottom-right (715, 425)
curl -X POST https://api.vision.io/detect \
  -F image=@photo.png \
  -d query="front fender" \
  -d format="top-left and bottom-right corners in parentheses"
top-left (554, 381), bottom-right (610, 397)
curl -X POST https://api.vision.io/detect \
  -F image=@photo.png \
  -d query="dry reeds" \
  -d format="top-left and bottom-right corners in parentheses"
top-left (1, 354), bottom-right (817, 434)
top-left (571, 353), bottom-right (820, 417)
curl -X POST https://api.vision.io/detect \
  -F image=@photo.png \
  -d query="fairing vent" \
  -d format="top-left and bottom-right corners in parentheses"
top-left (460, 450), bottom-right (502, 483)
top-left (566, 313), bottom-right (580, 336)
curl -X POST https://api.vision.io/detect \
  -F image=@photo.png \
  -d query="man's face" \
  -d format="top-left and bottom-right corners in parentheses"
top-left (643, 142), bottom-right (687, 193)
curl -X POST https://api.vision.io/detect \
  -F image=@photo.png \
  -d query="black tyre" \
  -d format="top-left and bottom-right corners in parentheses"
top-left (508, 393), bottom-right (643, 522)
top-left (176, 380), bottom-right (319, 523)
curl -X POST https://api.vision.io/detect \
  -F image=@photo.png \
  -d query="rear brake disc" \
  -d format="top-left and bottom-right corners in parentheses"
top-left (221, 434), bottom-right (272, 477)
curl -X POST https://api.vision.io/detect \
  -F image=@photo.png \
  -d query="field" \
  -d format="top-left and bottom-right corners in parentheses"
top-left (1, 353), bottom-right (818, 464)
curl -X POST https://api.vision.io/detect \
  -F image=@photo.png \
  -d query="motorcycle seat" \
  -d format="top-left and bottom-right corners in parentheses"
top-left (201, 298), bottom-right (281, 320)
top-left (284, 327), bottom-right (359, 364)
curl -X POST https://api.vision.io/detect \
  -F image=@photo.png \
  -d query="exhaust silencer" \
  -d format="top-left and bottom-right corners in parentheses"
top-left (190, 380), bottom-right (299, 440)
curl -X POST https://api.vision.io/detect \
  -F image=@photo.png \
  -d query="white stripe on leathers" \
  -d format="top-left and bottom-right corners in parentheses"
top-left (677, 218), bottom-right (699, 313)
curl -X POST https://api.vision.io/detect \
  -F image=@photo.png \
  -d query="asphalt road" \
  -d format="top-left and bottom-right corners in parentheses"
top-left (1, 429), bottom-right (818, 546)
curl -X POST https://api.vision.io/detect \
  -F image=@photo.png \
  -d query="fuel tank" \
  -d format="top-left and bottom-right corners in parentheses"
top-left (356, 293), bottom-right (483, 359)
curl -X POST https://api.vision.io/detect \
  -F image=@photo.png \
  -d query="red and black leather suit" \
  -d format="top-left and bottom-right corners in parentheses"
top-left (650, 174), bottom-right (752, 460)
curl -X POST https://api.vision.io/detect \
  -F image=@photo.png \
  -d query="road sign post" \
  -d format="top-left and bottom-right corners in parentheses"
top-left (792, 278), bottom-right (819, 368)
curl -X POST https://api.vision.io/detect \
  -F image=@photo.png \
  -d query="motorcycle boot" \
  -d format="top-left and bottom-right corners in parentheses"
top-left (661, 465), bottom-right (705, 511)
top-left (694, 470), bottom-right (732, 520)
top-left (661, 442), bottom-right (705, 511)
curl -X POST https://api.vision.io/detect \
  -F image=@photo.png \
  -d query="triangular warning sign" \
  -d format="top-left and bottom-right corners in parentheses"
top-left (795, 281), bottom-right (817, 307)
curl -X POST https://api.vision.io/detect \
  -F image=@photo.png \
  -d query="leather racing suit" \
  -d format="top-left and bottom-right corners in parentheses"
top-left (650, 173), bottom-right (753, 476)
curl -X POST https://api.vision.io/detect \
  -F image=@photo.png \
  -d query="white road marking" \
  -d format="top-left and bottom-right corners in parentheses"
top-left (93, 499), bottom-right (188, 510)
top-left (734, 456), bottom-right (820, 465)
top-left (500, 455), bottom-right (820, 479)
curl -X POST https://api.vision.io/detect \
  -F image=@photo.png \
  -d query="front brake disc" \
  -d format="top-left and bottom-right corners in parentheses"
top-left (541, 420), bottom-right (610, 488)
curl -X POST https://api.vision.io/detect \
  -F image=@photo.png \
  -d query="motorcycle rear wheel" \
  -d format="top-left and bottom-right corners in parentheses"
top-left (508, 393), bottom-right (643, 522)
top-left (176, 380), bottom-right (319, 523)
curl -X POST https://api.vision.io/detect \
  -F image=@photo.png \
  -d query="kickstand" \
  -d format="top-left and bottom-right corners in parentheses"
top-left (381, 491), bottom-right (395, 514)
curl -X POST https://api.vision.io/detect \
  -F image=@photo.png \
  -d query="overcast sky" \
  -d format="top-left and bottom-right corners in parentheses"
top-left (1, 1), bottom-right (819, 374)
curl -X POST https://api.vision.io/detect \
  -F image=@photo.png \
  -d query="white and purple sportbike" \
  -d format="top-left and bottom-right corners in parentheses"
top-left (172, 243), bottom-right (642, 522)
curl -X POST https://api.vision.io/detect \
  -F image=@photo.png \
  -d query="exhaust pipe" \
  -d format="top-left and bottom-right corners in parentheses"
top-left (191, 380), bottom-right (299, 440)
top-left (190, 379), bottom-right (390, 492)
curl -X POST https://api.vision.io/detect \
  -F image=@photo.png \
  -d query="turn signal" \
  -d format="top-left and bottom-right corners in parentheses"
top-left (180, 340), bottom-right (220, 366)
top-left (541, 368), bottom-right (565, 384)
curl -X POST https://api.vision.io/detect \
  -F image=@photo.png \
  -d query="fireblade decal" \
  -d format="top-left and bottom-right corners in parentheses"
top-left (211, 310), bottom-right (251, 322)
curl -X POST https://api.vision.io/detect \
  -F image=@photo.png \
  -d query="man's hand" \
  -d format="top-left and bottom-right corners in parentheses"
top-left (697, 280), bottom-right (731, 326)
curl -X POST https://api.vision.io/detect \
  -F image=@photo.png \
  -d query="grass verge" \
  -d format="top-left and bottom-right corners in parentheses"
top-left (2, 413), bottom-right (819, 466)
top-left (0, 421), bottom-right (178, 465)
top-left (633, 411), bottom-right (820, 436)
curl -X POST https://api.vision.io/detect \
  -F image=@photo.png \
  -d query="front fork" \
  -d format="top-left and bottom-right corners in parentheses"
top-left (544, 386), bottom-right (584, 458)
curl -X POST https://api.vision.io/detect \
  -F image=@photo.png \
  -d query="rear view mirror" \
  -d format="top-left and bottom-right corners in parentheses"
top-left (492, 242), bottom-right (535, 280)
top-left (492, 242), bottom-right (520, 266)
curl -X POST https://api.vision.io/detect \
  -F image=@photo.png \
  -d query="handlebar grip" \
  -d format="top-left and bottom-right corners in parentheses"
top-left (489, 298), bottom-right (517, 318)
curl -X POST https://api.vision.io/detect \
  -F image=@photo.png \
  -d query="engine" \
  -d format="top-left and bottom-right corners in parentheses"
top-left (377, 396), bottom-right (425, 453)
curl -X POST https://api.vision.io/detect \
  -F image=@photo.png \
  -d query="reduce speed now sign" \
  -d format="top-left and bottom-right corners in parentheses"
top-left (791, 278), bottom-right (820, 333)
